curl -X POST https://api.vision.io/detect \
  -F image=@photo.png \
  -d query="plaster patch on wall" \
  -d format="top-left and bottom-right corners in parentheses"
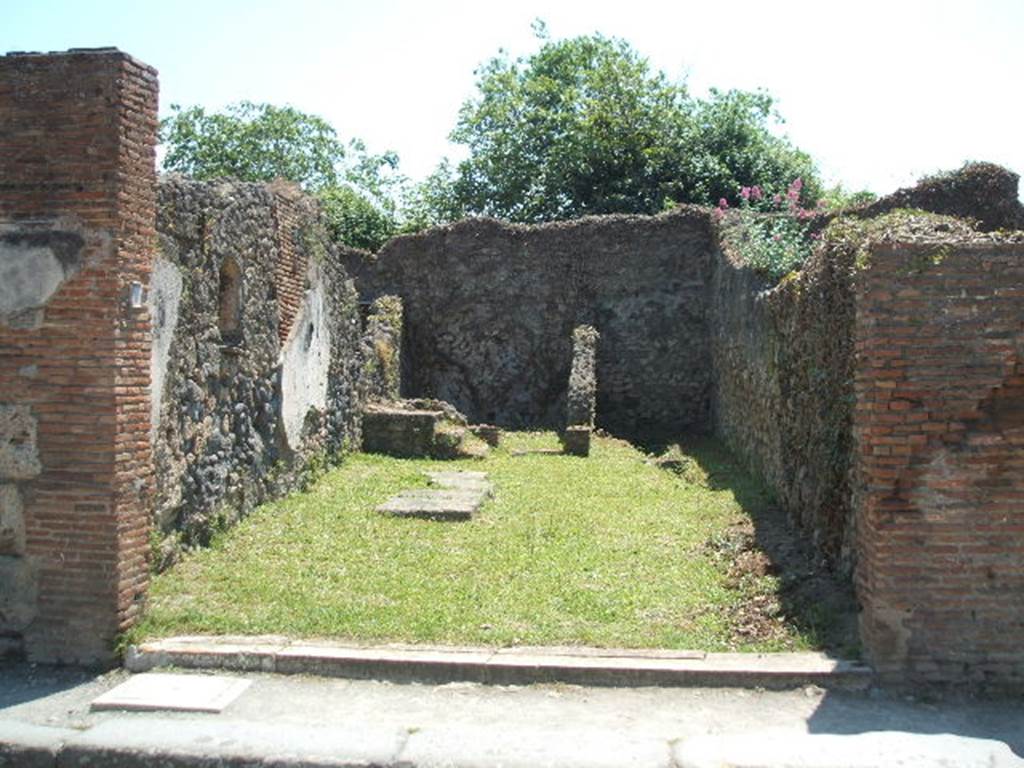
top-left (148, 254), bottom-right (183, 440)
top-left (0, 405), bottom-right (42, 481)
top-left (0, 229), bottom-right (85, 326)
top-left (0, 484), bottom-right (25, 556)
top-left (280, 271), bottom-right (331, 450)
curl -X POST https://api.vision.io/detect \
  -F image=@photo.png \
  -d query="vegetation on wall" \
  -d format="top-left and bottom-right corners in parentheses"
top-left (160, 102), bottom-right (402, 251)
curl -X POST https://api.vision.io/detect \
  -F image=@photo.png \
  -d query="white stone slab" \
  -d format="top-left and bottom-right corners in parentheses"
top-left (90, 673), bottom-right (252, 713)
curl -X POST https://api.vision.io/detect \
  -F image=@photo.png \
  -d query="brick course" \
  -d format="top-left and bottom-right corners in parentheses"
top-left (0, 49), bottom-right (158, 662)
top-left (853, 241), bottom-right (1024, 689)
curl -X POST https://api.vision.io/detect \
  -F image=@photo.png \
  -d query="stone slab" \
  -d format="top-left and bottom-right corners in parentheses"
top-left (377, 491), bottom-right (482, 521)
top-left (90, 673), bottom-right (251, 713)
top-left (425, 470), bottom-right (491, 493)
top-left (377, 471), bottom-right (492, 521)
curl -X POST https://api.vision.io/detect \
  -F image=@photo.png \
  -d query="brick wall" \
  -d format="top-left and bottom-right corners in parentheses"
top-left (269, 181), bottom-right (311, 345)
top-left (0, 49), bottom-right (158, 662)
top-left (853, 238), bottom-right (1024, 689)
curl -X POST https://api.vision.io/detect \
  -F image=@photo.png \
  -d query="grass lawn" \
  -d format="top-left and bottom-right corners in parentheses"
top-left (135, 431), bottom-right (855, 653)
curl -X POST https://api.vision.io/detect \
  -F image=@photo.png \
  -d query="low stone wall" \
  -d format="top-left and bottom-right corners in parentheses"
top-left (344, 209), bottom-right (713, 441)
top-left (151, 177), bottom-right (363, 552)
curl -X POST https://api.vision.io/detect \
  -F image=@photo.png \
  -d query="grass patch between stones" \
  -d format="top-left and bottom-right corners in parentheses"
top-left (135, 432), bottom-right (857, 654)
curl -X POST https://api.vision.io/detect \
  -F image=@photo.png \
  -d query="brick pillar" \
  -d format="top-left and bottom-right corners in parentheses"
top-left (0, 48), bottom-right (158, 663)
top-left (853, 241), bottom-right (1024, 689)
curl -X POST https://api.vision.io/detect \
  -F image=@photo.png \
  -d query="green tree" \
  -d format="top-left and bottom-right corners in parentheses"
top-left (160, 102), bottom-right (402, 251)
top-left (416, 30), bottom-right (821, 223)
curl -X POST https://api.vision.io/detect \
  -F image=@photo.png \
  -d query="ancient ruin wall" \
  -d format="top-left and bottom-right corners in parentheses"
top-left (0, 49), bottom-right (158, 662)
top-left (151, 177), bottom-right (364, 552)
top-left (360, 295), bottom-right (403, 403)
top-left (853, 237), bottom-right (1024, 689)
top-left (709, 235), bottom-right (857, 571)
top-left (344, 209), bottom-right (713, 440)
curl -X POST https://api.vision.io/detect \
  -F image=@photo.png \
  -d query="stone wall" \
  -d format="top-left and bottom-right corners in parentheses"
top-left (852, 232), bottom-right (1024, 689)
top-left (0, 49), bottom-right (158, 662)
top-left (151, 177), bottom-right (363, 551)
top-left (709, 233), bottom-right (857, 570)
top-left (360, 295), bottom-right (403, 403)
top-left (344, 209), bottom-right (713, 441)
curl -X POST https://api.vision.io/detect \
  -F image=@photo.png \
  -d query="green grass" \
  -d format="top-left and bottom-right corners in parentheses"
top-left (135, 432), bottom-right (828, 652)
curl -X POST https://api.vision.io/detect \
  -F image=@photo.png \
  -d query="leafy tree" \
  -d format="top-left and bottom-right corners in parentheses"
top-left (160, 102), bottom-right (402, 251)
top-left (416, 30), bottom-right (821, 223)
top-left (161, 102), bottom-right (346, 190)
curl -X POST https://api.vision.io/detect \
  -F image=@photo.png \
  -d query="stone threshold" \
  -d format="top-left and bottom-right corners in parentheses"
top-left (126, 636), bottom-right (872, 691)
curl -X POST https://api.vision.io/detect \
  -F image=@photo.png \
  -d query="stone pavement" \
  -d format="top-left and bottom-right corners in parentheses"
top-left (1, 656), bottom-right (1022, 767)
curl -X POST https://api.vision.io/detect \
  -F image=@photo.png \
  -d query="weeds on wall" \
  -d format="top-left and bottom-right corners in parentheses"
top-left (719, 179), bottom-right (823, 280)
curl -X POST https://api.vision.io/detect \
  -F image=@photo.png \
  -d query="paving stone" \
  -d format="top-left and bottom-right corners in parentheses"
top-left (377, 492), bottom-right (482, 521)
top-left (425, 470), bottom-right (493, 496)
top-left (377, 471), bottom-right (492, 521)
top-left (90, 673), bottom-right (251, 713)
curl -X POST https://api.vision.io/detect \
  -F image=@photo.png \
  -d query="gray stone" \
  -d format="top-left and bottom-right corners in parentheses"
top-left (0, 484), bottom-right (25, 556)
top-left (403, 724), bottom-right (673, 768)
top-left (470, 424), bottom-right (501, 447)
top-left (90, 672), bottom-right (251, 713)
top-left (562, 425), bottom-right (592, 457)
top-left (0, 720), bottom-right (74, 768)
top-left (0, 555), bottom-right (37, 631)
top-left (362, 406), bottom-right (439, 458)
top-left (60, 715), bottom-right (406, 768)
top-left (426, 470), bottom-right (492, 496)
top-left (377, 491), bottom-right (483, 521)
top-left (567, 324), bottom-right (599, 427)
top-left (361, 294), bottom-right (403, 402)
top-left (0, 405), bottom-right (41, 481)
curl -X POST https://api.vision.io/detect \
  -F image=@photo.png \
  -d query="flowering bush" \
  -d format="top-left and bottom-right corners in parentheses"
top-left (720, 178), bottom-right (822, 280)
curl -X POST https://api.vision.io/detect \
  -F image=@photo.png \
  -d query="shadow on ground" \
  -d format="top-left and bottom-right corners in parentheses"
top-left (0, 660), bottom-right (109, 710)
top-left (639, 433), bottom-right (861, 656)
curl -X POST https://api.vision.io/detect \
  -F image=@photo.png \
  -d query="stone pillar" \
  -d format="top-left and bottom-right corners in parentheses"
top-left (0, 48), bottom-right (158, 662)
top-left (563, 325), bottom-right (599, 456)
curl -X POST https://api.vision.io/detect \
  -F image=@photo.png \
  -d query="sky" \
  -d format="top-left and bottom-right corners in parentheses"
top-left (5, 0), bottom-right (1023, 197)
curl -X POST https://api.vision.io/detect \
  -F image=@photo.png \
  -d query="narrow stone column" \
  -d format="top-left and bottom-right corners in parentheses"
top-left (563, 325), bottom-right (599, 456)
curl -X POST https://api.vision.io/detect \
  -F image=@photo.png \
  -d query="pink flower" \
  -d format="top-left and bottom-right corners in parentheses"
top-left (740, 186), bottom-right (751, 200)
top-left (773, 193), bottom-right (782, 205)
top-left (718, 198), bottom-right (729, 209)
top-left (786, 178), bottom-right (803, 203)
top-left (750, 185), bottom-right (763, 201)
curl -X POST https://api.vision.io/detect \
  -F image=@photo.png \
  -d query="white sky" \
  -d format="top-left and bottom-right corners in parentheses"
top-left (6, 0), bottom-right (1023, 196)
